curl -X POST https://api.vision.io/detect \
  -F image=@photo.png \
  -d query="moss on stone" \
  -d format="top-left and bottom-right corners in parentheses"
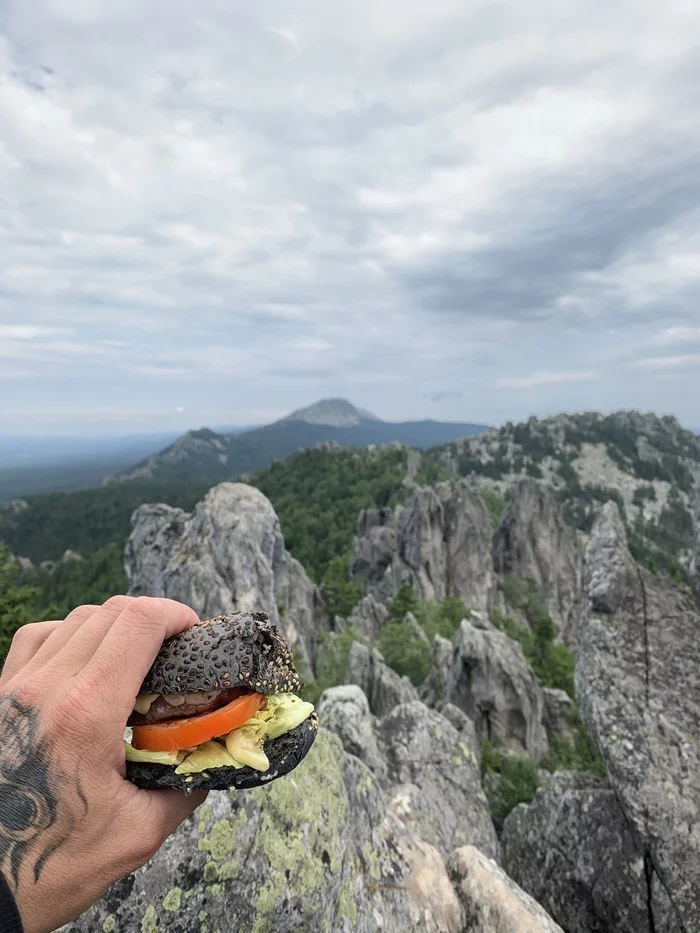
top-left (102, 916), bottom-right (116, 933)
top-left (206, 883), bottom-right (223, 896)
top-left (361, 841), bottom-right (382, 883)
top-left (218, 859), bottom-right (240, 881)
top-left (337, 880), bottom-right (358, 924)
top-left (198, 804), bottom-right (213, 834)
top-left (198, 807), bottom-right (247, 863)
top-left (249, 732), bottom-right (349, 933)
top-left (203, 862), bottom-right (219, 884)
top-left (141, 905), bottom-right (159, 933)
top-left (162, 888), bottom-right (182, 912)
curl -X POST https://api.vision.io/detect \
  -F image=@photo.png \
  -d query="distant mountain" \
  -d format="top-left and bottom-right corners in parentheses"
top-left (111, 400), bottom-right (487, 486)
top-left (283, 398), bottom-right (381, 426)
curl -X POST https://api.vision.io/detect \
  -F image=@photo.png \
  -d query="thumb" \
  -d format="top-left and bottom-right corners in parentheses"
top-left (128, 787), bottom-right (209, 859)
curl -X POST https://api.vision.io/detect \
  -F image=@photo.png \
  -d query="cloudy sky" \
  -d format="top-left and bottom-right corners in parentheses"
top-left (1, 0), bottom-right (699, 434)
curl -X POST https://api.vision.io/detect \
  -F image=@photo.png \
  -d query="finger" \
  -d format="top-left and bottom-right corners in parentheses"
top-left (0, 620), bottom-right (62, 687)
top-left (80, 598), bottom-right (200, 722)
top-left (39, 597), bottom-right (134, 680)
top-left (17, 603), bottom-right (106, 677)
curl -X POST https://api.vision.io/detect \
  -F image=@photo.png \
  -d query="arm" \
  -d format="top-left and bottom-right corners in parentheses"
top-left (0, 597), bottom-right (209, 933)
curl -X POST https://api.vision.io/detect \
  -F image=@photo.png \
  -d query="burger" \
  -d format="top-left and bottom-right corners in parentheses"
top-left (123, 610), bottom-right (318, 793)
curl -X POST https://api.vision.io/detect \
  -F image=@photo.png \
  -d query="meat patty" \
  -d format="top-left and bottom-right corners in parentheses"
top-left (128, 687), bottom-right (249, 726)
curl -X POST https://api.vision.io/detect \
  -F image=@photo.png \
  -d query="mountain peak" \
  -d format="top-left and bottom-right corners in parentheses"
top-left (283, 398), bottom-right (381, 427)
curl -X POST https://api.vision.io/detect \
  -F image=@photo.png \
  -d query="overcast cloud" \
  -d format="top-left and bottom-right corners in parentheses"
top-left (1, 0), bottom-right (699, 433)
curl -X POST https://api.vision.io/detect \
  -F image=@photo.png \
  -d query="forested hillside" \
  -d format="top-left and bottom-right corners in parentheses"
top-left (1, 410), bottom-right (697, 628)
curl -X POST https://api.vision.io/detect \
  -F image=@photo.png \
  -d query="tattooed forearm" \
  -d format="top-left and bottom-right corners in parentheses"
top-left (0, 693), bottom-right (63, 889)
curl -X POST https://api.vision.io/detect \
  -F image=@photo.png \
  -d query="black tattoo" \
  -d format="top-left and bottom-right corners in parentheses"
top-left (0, 693), bottom-right (66, 888)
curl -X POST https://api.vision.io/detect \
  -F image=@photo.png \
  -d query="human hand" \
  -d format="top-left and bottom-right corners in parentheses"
top-left (0, 596), bottom-right (209, 933)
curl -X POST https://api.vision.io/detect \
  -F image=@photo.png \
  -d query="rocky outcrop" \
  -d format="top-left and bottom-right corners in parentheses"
top-left (380, 702), bottom-right (499, 862)
top-left (420, 635), bottom-right (454, 708)
top-left (341, 593), bottom-right (388, 641)
top-left (274, 549), bottom-right (326, 663)
top-left (438, 620), bottom-right (548, 759)
top-left (450, 846), bottom-right (564, 933)
top-left (576, 501), bottom-right (699, 931)
top-left (502, 772), bottom-right (659, 933)
top-left (124, 483), bottom-right (328, 661)
top-left (345, 642), bottom-right (419, 717)
top-left (61, 730), bottom-right (466, 933)
top-left (350, 480), bottom-right (494, 611)
top-left (691, 498), bottom-right (700, 605)
top-left (492, 479), bottom-right (582, 640)
top-left (319, 688), bottom-right (498, 863)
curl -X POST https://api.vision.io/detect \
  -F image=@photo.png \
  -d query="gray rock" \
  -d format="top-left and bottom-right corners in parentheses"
top-left (420, 635), bottom-right (454, 707)
top-left (439, 702), bottom-right (477, 737)
top-left (380, 702), bottom-right (499, 862)
top-left (345, 642), bottom-right (418, 717)
top-left (576, 501), bottom-right (699, 931)
top-left (61, 731), bottom-right (465, 933)
top-left (61, 549), bottom-right (83, 563)
top-left (317, 685), bottom-right (386, 777)
top-left (542, 688), bottom-right (577, 742)
top-left (493, 479), bottom-right (583, 640)
top-left (502, 772), bottom-right (660, 933)
top-left (346, 593), bottom-right (389, 641)
top-left (350, 480), bottom-right (494, 611)
top-left (404, 610), bottom-right (430, 645)
top-left (691, 497), bottom-right (700, 606)
top-left (441, 620), bottom-right (548, 759)
top-left (275, 550), bottom-right (326, 663)
top-left (124, 483), bottom-right (328, 661)
top-left (450, 845), bottom-right (565, 933)
top-left (350, 506), bottom-right (398, 597)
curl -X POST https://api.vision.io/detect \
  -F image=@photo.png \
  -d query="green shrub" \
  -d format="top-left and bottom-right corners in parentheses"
top-left (490, 604), bottom-right (576, 699)
top-left (320, 553), bottom-right (363, 620)
top-left (377, 622), bottom-right (432, 687)
top-left (421, 596), bottom-right (471, 642)
top-left (481, 742), bottom-right (540, 826)
top-left (304, 626), bottom-right (367, 705)
top-left (543, 719), bottom-right (606, 778)
top-left (480, 488), bottom-right (508, 526)
top-left (0, 544), bottom-right (42, 661)
top-left (387, 585), bottom-right (422, 624)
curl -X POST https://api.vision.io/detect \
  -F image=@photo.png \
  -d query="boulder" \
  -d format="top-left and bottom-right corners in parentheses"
top-left (492, 479), bottom-right (582, 640)
top-left (317, 685), bottom-right (386, 778)
top-left (440, 620), bottom-right (548, 759)
top-left (60, 731), bottom-right (465, 933)
top-left (380, 702), bottom-right (499, 862)
top-left (345, 642), bottom-right (418, 717)
top-left (502, 772), bottom-right (659, 933)
top-left (124, 483), bottom-right (328, 661)
top-left (576, 501), bottom-right (699, 931)
top-left (350, 480), bottom-right (494, 611)
top-left (450, 846), bottom-right (564, 933)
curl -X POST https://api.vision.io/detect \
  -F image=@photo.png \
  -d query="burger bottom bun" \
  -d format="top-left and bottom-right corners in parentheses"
top-left (125, 713), bottom-right (319, 792)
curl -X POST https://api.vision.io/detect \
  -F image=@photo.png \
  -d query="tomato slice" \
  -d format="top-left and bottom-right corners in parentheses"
top-left (131, 692), bottom-right (266, 753)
